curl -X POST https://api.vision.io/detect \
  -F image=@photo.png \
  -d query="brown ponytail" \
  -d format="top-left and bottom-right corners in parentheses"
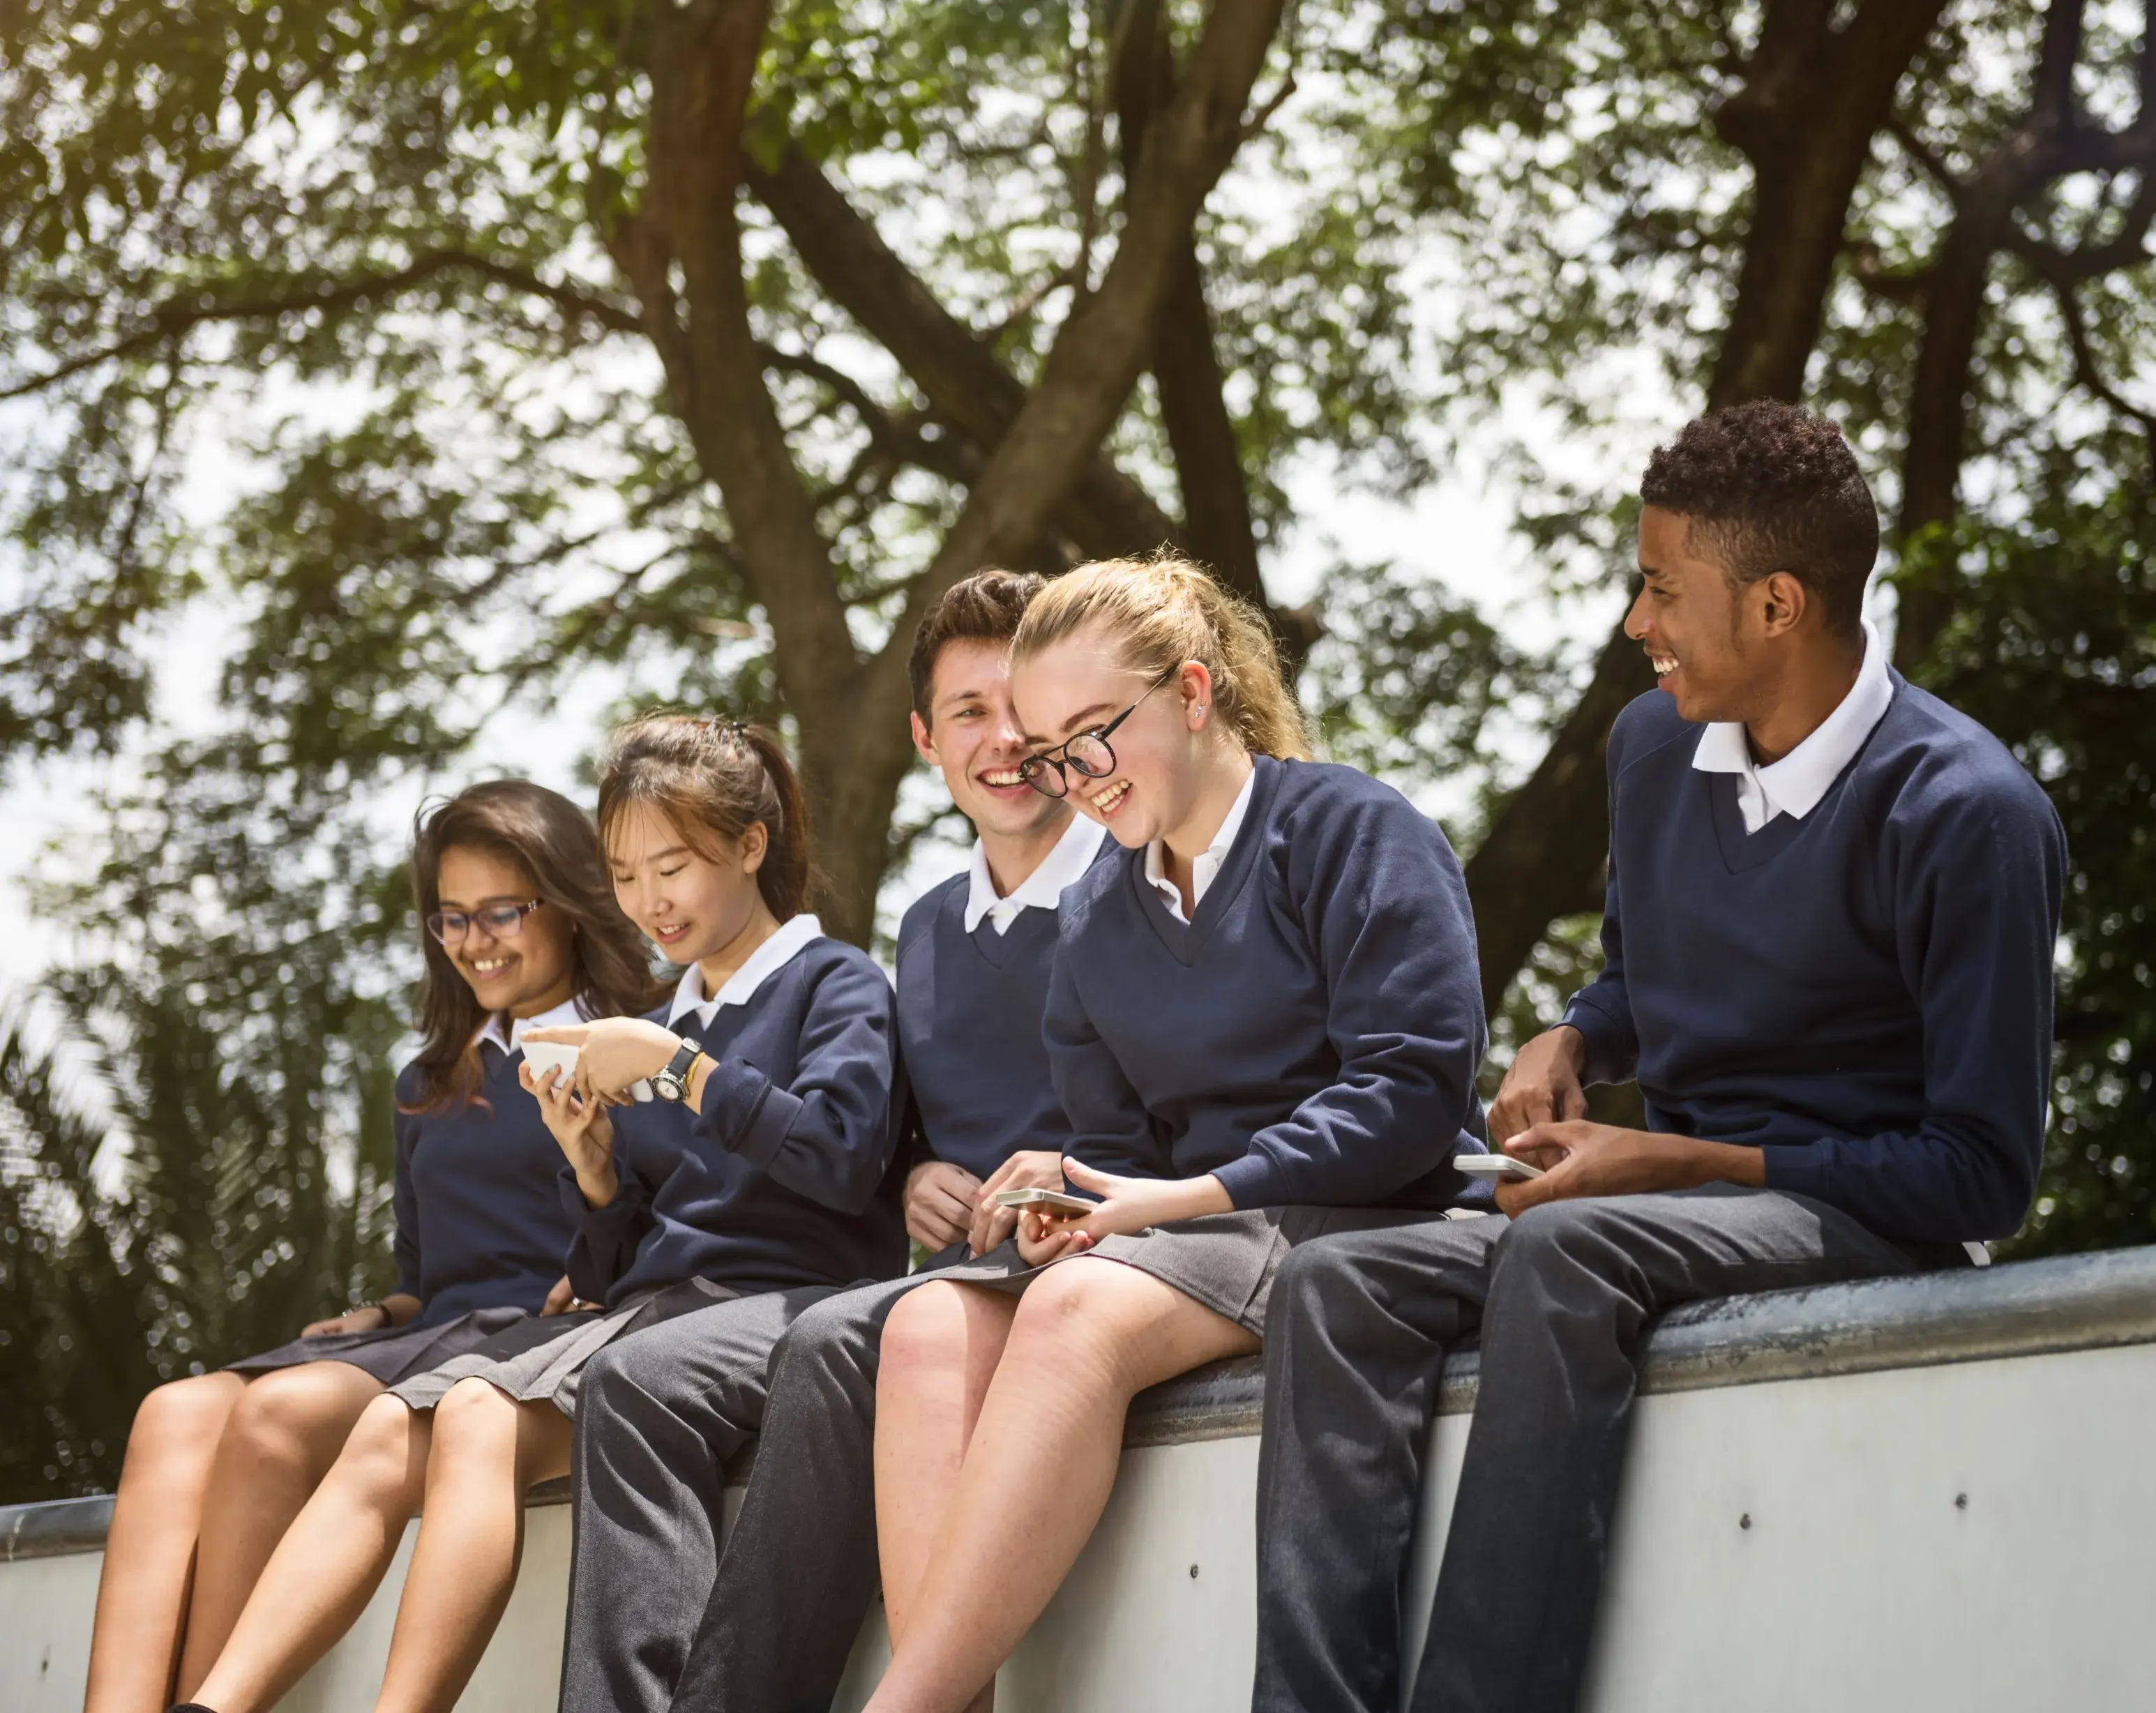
top-left (1011, 554), bottom-right (1313, 760)
top-left (596, 715), bottom-right (817, 922)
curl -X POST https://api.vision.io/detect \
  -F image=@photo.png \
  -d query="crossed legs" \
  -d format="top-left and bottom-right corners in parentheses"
top-left (865, 1260), bottom-right (1260, 1713)
top-left (82, 1361), bottom-right (384, 1713)
top-left (188, 1377), bottom-right (572, 1713)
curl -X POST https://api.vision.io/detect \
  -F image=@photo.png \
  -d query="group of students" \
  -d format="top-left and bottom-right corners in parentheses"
top-left (80, 399), bottom-right (2065, 1713)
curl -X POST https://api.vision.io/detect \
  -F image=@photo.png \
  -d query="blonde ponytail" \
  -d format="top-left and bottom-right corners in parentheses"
top-left (1010, 555), bottom-right (1311, 760)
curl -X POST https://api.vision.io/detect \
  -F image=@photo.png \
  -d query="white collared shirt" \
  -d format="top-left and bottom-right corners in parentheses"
top-left (667, 913), bottom-right (825, 1030)
top-left (963, 813), bottom-right (1107, 936)
top-left (474, 995), bottom-right (587, 1059)
top-left (1145, 765), bottom-right (1256, 926)
top-left (1691, 621), bottom-right (1896, 834)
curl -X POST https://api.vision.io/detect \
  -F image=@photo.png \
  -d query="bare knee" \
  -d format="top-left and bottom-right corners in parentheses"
top-left (222, 1364), bottom-right (375, 1476)
top-left (326, 1392), bottom-right (429, 1510)
top-left (880, 1283), bottom-right (997, 1390)
top-left (1002, 1267), bottom-right (1133, 1392)
top-left (127, 1374), bottom-right (246, 1466)
top-left (426, 1378), bottom-right (522, 1475)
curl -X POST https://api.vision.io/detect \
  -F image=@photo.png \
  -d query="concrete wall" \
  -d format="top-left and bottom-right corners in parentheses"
top-left (7, 1248), bottom-right (2155, 1712)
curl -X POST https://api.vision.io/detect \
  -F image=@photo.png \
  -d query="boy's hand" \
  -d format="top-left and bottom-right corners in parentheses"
top-left (1492, 1122), bottom-right (1765, 1216)
top-left (1488, 1025), bottom-right (1589, 1145)
top-left (905, 1160), bottom-right (982, 1253)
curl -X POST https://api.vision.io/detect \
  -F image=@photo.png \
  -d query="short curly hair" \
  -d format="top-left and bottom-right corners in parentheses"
top-left (907, 568), bottom-right (1048, 722)
top-left (1639, 400), bottom-right (1878, 636)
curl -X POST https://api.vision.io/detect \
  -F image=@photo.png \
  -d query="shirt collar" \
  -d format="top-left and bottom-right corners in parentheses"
top-left (665, 913), bottom-right (824, 1029)
top-left (474, 995), bottom-right (587, 1059)
top-left (961, 813), bottom-right (1108, 935)
top-left (1144, 764), bottom-right (1257, 906)
top-left (1691, 621), bottom-right (1895, 827)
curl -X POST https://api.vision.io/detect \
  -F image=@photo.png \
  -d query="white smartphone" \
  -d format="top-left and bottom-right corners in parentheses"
top-left (1454, 1152), bottom-right (1546, 1182)
top-left (521, 1040), bottom-right (581, 1082)
top-left (993, 1187), bottom-right (1097, 1215)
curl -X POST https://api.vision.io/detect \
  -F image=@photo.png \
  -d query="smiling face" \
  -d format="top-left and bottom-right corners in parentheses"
top-left (1629, 505), bottom-right (1775, 725)
top-left (1011, 621), bottom-right (1213, 851)
top-left (912, 636), bottom-right (1071, 845)
top-left (434, 843), bottom-right (577, 1016)
top-left (605, 799), bottom-right (769, 968)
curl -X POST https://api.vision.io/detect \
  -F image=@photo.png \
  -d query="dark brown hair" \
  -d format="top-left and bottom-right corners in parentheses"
top-left (907, 569), bottom-right (1048, 723)
top-left (409, 780), bottom-right (669, 1112)
top-left (596, 716), bottom-right (815, 923)
top-left (1639, 400), bottom-right (1880, 637)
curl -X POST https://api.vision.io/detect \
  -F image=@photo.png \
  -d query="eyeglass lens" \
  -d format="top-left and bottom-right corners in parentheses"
top-left (426, 903), bottom-right (536, 944)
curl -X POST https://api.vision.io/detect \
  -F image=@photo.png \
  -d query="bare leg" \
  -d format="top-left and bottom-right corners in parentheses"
top-left (189, 1393), bottom-right (434, 1713)
top-left (372, 1379), bottom-right (573, 1713)
top-left (82, 1373), bottom-right (248, 1713)
top-left (874, 1283), bottom-right (1020, 1654)
top-left (174, 1361), bottom-right (385, 1695)
top-left (866, 1260), bottom-right (1258, 1713)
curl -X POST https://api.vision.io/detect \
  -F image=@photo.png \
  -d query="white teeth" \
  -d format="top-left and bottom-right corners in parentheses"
top-left (1087, 778), bottom-right (1131, 813)
top-left (1652, 656), bottom-right (1677, 677)
top-left (472, 958), bottom-right (511, 973)
top-left (982, 769), bottom-right (1023, 787)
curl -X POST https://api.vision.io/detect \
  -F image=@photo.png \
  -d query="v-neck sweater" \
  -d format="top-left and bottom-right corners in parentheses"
top-left (564, 937), bottom-right (907, 1305)
top-left (1562, 682), bottom-right (2066, 1244)
top-left (1046, 755), bottom-right (1487, 1211)
top-left (896, 835), bottom-right (1120, 1182)
top-left (391, 1047), bottom-right (588, 1327)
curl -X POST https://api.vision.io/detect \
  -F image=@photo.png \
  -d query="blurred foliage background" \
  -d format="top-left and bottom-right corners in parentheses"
top-left (1, 0), bottom-right (2152, 1500)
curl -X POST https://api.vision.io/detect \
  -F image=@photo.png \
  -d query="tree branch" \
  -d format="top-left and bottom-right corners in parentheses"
top-left (0, 250), bottom-right (640, 401)
top-left (747, 145), bottom-right (1182, 562)
top-left (2056, 280), bottom-right (2156, 466)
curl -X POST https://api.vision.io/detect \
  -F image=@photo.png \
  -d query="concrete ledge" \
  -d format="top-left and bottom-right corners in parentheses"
top-left (8, 1246), bottom-right (2155, 1556)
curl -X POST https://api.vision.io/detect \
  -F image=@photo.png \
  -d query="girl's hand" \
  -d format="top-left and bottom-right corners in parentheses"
top-left (1013, 1159), bottom-right (1235, 1264)
top-left (301, 1304), bottom-right (389, 1337)
top-left (523, 1017), bottom-right (688, 1105)
top-left (520, 1059), bottom-right (619, 1207)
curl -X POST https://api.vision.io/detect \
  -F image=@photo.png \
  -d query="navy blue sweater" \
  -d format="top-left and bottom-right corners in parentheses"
top-left (564, 939), bottom-right (908, 1305)
top-left (392, 1048), bottom-right (583, 1328)
top-left (894, 838), bottom-right (1118, 1181)
top-left (1047, 755), bottom-right (1486, 1210)
top-left (1562, 681), bottom-right (2065, 1244)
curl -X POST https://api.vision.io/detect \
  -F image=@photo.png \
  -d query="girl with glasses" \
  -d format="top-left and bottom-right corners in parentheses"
top-left (861, 557), bottom-right (1490, 1713)
top-left (176, 716), bottom-right (905, 1713)
top-left (82, 781), bottom-right (665, 1713)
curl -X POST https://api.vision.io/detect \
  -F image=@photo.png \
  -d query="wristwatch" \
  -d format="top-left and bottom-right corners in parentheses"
top-left (651, 1039), bottom-right (706, 1103)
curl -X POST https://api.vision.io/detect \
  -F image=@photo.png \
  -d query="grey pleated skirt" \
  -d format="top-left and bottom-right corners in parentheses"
top-left (928, 1205), bottom-right (1483, 1335)
top-left (388, 1277), bottom-right (739, 1417)
top-left (225, 1305), bottom-right (533, 1387)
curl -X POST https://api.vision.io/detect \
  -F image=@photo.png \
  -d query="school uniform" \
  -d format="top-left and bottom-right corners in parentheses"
top-left (562, 816), bottom-right (1111, 1713)
top-left (227, 999), bottom-right (589, 1384)
top-left (387, 916), bottom-right (905, 1419)
top-left (1252, 631), bottom-right (2070, 1713)
top-left (923, 753), bottom-right (1491, 1332)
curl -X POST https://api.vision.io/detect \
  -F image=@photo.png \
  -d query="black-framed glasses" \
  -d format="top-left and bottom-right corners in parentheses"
top-left (1016, 664), bottom-right (1179, 799)
top-left (426, 898), bottom-right (545, 944)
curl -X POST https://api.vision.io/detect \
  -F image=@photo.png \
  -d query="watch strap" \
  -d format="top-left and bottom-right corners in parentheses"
top-left (654, 1039), bottom-right (705, 1102)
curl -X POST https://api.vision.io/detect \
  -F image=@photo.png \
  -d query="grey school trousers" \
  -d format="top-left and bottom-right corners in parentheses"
top-left (557, 1283), bottom-right (846, 1713)
top-left (1251, 1188), bottom-right (1932, 1713)
top-left (559, 1273), bottom-right (926, 1713)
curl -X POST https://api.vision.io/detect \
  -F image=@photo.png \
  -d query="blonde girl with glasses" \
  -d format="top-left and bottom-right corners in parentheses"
top-left (861, 557), bottom-right (1491, 1713)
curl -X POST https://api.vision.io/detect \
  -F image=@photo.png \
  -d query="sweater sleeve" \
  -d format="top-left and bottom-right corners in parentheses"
top-left (561, 1151), bottom-right (658, 1305)
top-left (1043, 935), bottom-right (1166, 1182)
top-left (1758, 770), bottom-right (2066, 1242)
top-left (1209, 785), bottom-right (1487, 1209)
top-left (389, 1101), bottom-right (423, 1303)
top-left (1561, 714), bottom-right (1641, 1087)
top-left (687, 955), bottom-right (903, 1216)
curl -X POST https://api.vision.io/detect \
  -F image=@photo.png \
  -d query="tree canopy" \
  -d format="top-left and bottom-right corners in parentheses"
top-left (1, 0), bottom-right (2152, 1500)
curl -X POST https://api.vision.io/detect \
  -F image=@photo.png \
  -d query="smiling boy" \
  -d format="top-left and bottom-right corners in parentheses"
top-left (558, 571), bottom-right (1108, 1713)
top-left (1250, 401), bottom-right (2067, 1713)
